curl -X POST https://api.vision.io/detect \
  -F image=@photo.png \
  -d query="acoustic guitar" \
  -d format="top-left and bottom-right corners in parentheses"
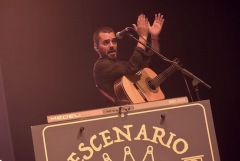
top-left (114, 63), bottom-right (179, 104)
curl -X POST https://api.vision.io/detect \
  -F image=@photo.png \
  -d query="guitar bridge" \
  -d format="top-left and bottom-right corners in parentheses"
top-left (133, 83), bottom-right (148, 102)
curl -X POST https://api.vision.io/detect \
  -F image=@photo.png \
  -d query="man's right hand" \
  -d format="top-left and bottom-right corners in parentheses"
top-left (132, 14), bottom-right (149, 50)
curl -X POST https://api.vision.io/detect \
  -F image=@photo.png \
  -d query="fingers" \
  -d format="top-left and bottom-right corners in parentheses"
top-left (137, 14), bottom-right (149, 27)
top-left (132, 24), bottom-right (137, 31)
top-left (159, 14), bottom-right (164, 24)
top-left (136, 14), bottom-right (149, 38)
top-left (147, 21), bottom-right (150, 28)
top-left (154, 13), bottom-right (164, 25)
top-left (155, 14), bottom-right (158, 23)
top-left (161, 18), bottom-right (165, 26)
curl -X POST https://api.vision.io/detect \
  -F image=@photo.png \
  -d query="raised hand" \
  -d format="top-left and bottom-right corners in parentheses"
top-left (132, 14), bottom-right (149, 39)
top-left (148, 13), bottom-right (164, 39)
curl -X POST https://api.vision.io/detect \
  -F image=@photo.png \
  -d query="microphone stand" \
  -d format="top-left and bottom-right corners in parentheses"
top-left (126, 33), bottom-right (211, 91)
top-left (192, 79), bottom-right (201, 101)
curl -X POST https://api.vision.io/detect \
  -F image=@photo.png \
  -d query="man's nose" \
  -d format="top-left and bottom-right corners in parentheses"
top-left (110, 42), bottom-right (113, 46)
top-left (109, 41), bottom-right (114, 47)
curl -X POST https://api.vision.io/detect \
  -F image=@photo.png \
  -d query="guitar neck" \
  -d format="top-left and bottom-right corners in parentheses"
top-left (153, 64), bottom-right (178, 87)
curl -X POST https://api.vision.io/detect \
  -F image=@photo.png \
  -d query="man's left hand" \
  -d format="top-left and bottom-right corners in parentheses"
top-left (148, 13), bottom-right (164, 39)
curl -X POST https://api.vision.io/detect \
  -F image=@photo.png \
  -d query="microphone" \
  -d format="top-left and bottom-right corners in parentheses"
top-left (116, 27), bottom-right (130, 39)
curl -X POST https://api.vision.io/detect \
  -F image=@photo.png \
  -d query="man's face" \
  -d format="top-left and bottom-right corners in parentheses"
top-left (95, 32), bottom-right (117, 61)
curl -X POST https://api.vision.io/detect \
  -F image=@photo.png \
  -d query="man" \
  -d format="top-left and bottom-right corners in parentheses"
top-left (93, 13), bottom-right (164, 106)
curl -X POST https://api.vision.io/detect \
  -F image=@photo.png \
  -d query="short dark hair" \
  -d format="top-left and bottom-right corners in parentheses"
top-left (93, 27), bottom-right (115, 46)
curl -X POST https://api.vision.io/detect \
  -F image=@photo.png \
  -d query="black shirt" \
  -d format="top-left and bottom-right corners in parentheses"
top-left (93, 47), bottom-right (153, 106)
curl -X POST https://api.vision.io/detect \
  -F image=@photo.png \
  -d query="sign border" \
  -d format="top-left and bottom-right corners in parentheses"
top-left (41, 103), bottom-right (215, 161)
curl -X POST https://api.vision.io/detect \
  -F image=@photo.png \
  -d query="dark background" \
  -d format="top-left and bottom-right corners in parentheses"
top-left (0, 0), bottom-right (239, 160)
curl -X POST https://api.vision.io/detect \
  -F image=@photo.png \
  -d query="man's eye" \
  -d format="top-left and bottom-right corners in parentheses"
top-left (103, 41), bottom-right (110, 45)
top-left (103, 42), bottom-right (109, 45)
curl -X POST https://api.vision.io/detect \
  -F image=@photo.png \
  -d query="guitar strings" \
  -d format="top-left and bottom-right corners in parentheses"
top-left (140, 65), bottom-right (176, 91)
top-left (138, 65), bottom-right (178, 93)
top-left (152, 65), bottom-right (177, 86)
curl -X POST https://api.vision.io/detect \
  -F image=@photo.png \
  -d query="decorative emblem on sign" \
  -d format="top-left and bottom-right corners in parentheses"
top-left (123, 146), bottom-right (135, 161)
top-left (102, 153), bottom-right (112, 161)
top-left (181, 155), bottom-right (204, 161)
top-left (143, 146), bottom-right (154, 161)
top-left (102, 145), bottom-right (156, 161)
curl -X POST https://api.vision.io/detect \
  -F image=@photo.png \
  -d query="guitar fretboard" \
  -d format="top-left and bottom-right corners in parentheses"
top-left (152, 64), bottom-right (178, 87)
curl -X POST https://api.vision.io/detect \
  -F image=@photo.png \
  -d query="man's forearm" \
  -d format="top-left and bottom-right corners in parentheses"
top-left (151, 37), bottom-right (160, 53)
top-left (137, 36), bottom-right (148, 50)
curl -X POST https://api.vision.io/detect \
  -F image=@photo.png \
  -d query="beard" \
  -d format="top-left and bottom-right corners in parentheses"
top-left (99, 47), bottom-right (117, 61)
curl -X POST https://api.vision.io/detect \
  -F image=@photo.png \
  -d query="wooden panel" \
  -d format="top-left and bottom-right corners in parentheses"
top-left (32, 100), bottom-right (220, 161)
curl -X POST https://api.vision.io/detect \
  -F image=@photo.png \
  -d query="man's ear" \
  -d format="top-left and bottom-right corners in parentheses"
top-left (94, 44), bottom-right (99, 52)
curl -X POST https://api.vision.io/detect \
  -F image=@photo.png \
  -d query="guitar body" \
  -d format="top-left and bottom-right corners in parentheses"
top-left (114, 68), bottom-right (165, 104)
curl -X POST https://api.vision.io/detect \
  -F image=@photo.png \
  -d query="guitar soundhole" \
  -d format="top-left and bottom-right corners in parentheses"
top-left (146, 78), bottom-right (159, 93)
